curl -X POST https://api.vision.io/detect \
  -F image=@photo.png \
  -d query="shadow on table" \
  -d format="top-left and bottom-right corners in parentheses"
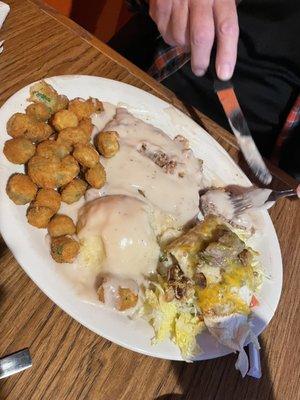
top-left (155, 338), bottom-right (274, 400)
top-left (0, 236), bottom-right (8, 259)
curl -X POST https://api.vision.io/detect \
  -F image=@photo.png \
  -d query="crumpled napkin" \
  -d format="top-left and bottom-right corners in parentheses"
top-left (0, 1), bottom-right (10, 54)
top-left (204, 314), bottom-right (261, 378)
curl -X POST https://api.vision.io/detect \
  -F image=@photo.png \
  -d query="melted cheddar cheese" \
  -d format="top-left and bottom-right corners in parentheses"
top-left (197, 262), bottom-right (256, 316)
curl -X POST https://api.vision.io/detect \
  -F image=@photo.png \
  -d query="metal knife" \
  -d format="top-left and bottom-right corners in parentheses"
top-left (214, 79), bottom-right (272, 185)
top-left (0, 349), bottom-right (32, 379)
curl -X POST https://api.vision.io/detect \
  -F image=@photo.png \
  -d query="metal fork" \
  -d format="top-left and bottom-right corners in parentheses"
top-left (231, 184), bottom-right (300, 217)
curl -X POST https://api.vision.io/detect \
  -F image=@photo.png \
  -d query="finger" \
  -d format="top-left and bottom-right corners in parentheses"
top-left (170, 0), bottom-right (189, 48)
top-left (189, 0), bottom-right (215, 76)
top-left (214, 0), bottom-right (239, 80)
top-left (149, 0), bottom-right (173, 39)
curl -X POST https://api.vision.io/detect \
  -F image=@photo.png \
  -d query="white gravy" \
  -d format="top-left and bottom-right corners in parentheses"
top-left (77, 195), bottom-right (160, 280)
top-left (55, 105), bottom-right (205, 306)
top-left (97, 107), bottom-right (204, 227)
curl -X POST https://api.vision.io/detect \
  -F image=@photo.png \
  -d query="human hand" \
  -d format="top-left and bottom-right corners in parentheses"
top-left (149, 0), bottom-right (239, 80)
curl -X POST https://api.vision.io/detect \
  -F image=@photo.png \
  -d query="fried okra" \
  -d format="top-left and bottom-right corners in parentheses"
top-left (52, 110), bottom-right (78, 131)
top-left (29, 81), bottom-right (69, 114)
top-left (97, 281), bottom-right (138, 311)
top-left (3, 138), bottom-right (36, 164)
top-left (27, 205), bottom-right (54, 228)
top-left (28, 155), bottom-right (61, 188)
top-left (26, 103), bottom-right (51, 122)
top-left (117, 287), bottom-right (138, 311)
top-left (6, 174), bottom-right (37, 205)
top-left (85, 162), bottom-right (106, 189)
top-left (73, 144), bottom-right (99, 168)
top-left (58, 155), bottom-right (80, 187)
top-left (57, 127), bottom-right (88, 146)
top-left (68, 98), bottom-right (103, 120)
top-left (60, 178), bottom-right (87, 204)
top-left (29, 80), bottom-right (60, 112)
top-left (36, 139), bottom-right (71, 159)
top-left (25, 120), bottom-right (53, 142)
top-left (95, 131), bottom-right (119, 158)
top-left (35, 188), bottom-right (61, 213)
top-left (90, 98), bottom-right (103, 113)
top-left (53, 95), bottom-right (69, 113)
top-left (79, 117), bottom-right (94, 140)
top-left (7, 112), bottom-right (52, 143)
top-left (6, 113), bottom-right (31, 138)
top-left (28, 155), bottom-right (79, 188)
top-left (48, 214), bottom-right (76, 238)
top-left (51, 236), bottom-right (79, 263)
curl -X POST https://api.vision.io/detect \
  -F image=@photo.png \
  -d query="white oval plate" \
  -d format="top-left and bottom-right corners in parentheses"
top-left (0, 76), bottom-right (282, 361)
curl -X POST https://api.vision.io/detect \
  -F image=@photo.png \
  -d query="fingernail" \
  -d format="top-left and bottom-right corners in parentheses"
top-left (217, 63), bottom-right (232, 80)
top-left (194, 68), bottom-right (206, 77)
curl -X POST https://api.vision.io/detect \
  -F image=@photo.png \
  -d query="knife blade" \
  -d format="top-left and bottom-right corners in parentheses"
top-left (214, 79), bottom-right (272, 185)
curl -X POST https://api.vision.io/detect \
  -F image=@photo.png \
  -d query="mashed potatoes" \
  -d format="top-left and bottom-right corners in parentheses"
top-left (77, 195), bottom-right (160, 279)
top-left (78, 235), bottom-right (106, 272)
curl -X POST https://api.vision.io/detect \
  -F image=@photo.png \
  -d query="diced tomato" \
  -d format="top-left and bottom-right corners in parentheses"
top-left (250, 295), bottom-right (259, 308)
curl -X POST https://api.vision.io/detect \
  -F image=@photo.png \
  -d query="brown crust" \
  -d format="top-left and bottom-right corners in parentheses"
top-left (138, 143), bottom-right (177, 174)
top-left (47, 214), bottom-right (76, 237)
top-left (116, 287), bottom-right (138, 311)
top-left (97, 285), bottom-right (105, 303)
top-left (27, 205), bottom-right (54, 228)
top-left (6, 173), bottom-right (37, 205)
top-left (50, 236), bottom-right (80, 263)
top-left (95, 131), bottom-right (119, 158)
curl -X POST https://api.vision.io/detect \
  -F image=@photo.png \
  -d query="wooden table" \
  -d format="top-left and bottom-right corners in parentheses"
top-left (0, 1), bottom-right (299, 399)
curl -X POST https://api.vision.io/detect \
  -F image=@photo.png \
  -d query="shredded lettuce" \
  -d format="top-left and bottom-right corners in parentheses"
top-left (174, 313), bottom-right (203, 357)
top-left (141, 286), bottom-right (204, 357)
top-left (140, 215), bottom-right (265, 362)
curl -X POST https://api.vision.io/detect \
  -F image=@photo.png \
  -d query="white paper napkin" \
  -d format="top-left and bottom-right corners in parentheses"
top-left (0, 1), bottom-right (10, 29)
top-left (0, 1), bottom-right (10, 54)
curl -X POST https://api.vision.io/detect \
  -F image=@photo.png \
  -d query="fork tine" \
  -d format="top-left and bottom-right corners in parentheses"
top-left (234, 204), bottom-right (250, 213)
top-left (232, 198), bottom-right (246, 206)
top-left (232, 198), bottom-right (252, 208)
top-left (230, 194), bottom-right (253, 217)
